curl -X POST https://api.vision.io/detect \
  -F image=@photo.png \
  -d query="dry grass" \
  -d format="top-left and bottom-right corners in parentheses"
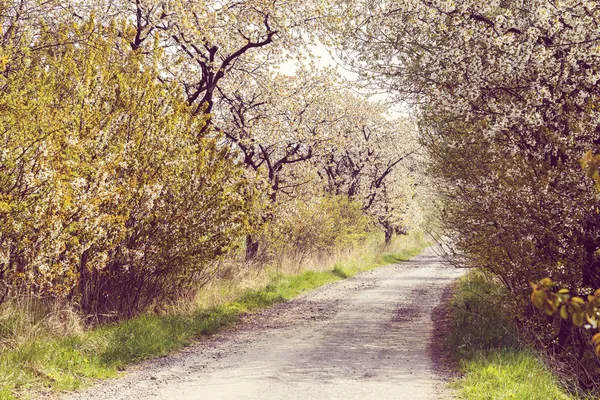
top-left (192, 232), bottom-right (424, 310)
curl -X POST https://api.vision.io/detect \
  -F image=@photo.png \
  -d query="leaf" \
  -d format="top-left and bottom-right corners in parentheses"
top-left (545, 299), bottom-right (558, 315)
top-left (531, 289), bottom-right (545, 309)
top-left (540, 277), bottom-right (553, 287)
top-left (587, 301), bottom-right (596, 317)
top-left (573, 312), bottom-right (585, 327)
top-left (560, 305), bottom-right (568, 320)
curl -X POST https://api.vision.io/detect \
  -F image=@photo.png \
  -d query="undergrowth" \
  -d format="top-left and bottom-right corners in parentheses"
top-left (0, 233), bottom-right (427, 399)
top-left (446, 270), bottom-right (576, 399)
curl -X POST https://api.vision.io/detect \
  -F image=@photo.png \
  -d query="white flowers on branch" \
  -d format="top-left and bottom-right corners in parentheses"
top-left (337, 0), bottom-right (600, 292)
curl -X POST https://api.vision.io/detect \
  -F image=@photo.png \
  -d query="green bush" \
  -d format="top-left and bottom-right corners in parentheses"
top-left (446, 270), bottom-right (520, 359)
top-left (262, 195), bottom-right (374, 259)
top-left (0, 20), bottom-right (253, 317)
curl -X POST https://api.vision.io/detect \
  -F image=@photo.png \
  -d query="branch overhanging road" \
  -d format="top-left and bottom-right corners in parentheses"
top-left (66, 248), bottom-right (464, 400)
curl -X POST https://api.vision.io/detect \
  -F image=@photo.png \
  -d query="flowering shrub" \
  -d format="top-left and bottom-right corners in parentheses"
top-left (0, 20), bottom-right (253, 316)
top-left (262, 195), bottom-right (373, 261)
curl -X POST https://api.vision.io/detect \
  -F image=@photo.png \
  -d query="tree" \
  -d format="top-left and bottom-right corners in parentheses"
top-left (318, 98), bottom-right (420, 244)
top-left (213, 67), bottom-right (352, 259)
top-left (87, 0), bottom-right (336, 129)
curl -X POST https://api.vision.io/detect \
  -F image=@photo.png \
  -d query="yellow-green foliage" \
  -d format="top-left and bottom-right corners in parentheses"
top-left (0, 19), bottom-right (253, 315)
top-left (263, 195), bottom-right (373, 259)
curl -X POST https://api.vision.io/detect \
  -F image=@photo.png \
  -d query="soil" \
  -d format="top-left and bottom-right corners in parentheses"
top-left (63, 247), bottom-right (464, 400)
top-left (429, 282), bottom-right (462, 383)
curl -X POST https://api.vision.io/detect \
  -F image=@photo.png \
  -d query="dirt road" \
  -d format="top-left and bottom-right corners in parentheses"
top-left (66, 248), bottom-right (463, 400)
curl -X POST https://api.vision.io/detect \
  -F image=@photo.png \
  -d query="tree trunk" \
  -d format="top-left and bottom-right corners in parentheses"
top-left (384, 228), bottom-right (393, 247)
top-left (245, 235), bottom-right (259, 262)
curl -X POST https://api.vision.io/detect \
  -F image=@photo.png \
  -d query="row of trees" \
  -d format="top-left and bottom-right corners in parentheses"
top-left (335, 0), bottom-right (600, 384)
top-left (0, 0), bottom-right (420, 317)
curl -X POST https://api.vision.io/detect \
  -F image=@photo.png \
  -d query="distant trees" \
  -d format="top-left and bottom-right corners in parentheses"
top-left (214, 68), bottom-right (350, 259)
top-left (214, 68), bottom-right (420, 256)
top-left (318, 102), bottom-right (419, 244)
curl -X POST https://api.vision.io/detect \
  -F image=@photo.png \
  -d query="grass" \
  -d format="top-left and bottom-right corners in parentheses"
top-left (0, 232), bottom-right (428, 399)
top-left (457, 350), bottom-right (572, 400)
top-left (445, 270), bottom-right (575, 399)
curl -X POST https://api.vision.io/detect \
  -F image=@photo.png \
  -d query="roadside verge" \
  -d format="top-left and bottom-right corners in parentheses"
top-left (440, 270), bottom-right (575, 399)
top-left (0, 235), bottom-right (427, 400)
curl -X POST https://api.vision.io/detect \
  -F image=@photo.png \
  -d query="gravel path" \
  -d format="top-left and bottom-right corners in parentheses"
top-left (65, 248), bottom-right (464, 400)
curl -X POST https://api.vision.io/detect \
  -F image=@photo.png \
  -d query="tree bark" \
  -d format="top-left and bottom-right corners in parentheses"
top-left (245, 234), bottom-right (259, 262)
top-left (385, 228), bottom-right (393, 247)
top-left (554, 317), bottom-right (572, 356)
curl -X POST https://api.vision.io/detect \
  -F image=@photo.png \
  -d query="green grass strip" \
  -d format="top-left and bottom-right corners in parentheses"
top-left (455, 350), bottom-right (572, 400)
top-left (447, 271), bottom-right (575, 399)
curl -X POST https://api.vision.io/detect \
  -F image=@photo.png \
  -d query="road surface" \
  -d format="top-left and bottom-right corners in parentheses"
top-left (65, 248), bottom-right (463, 400)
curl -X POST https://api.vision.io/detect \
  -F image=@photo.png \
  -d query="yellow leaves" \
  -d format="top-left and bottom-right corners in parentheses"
top-left (592, 333), bottom-right (600, 357)
top-left (0, 16), bottom-right (253, 310)
top-left (531, 277), bottom-right (600, 355)
top-left (530, 284), bottom-right (546, 309)
top-left (581, 150), bottom-right (600, 189)
top-left (571, 296), bottom-right (585, 304)
top-left (530, 279), bottom-right (560, 315)
top-left (560, 305), bottom-right (568, 320)
top-left (0, 201), bottom-right (13, 213)
top-left (63, 195), bottom-right (72, 208)
top-left (567, 296), bottom-right (586, 327)
top-left (585, 292), bottom-right (600, 329)
top-left (0, 55), bottom-right (9, 72)
top-left (573, 310), bottom-right (585, 327)
top-left (540, 277), bottom-right (553, 286)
